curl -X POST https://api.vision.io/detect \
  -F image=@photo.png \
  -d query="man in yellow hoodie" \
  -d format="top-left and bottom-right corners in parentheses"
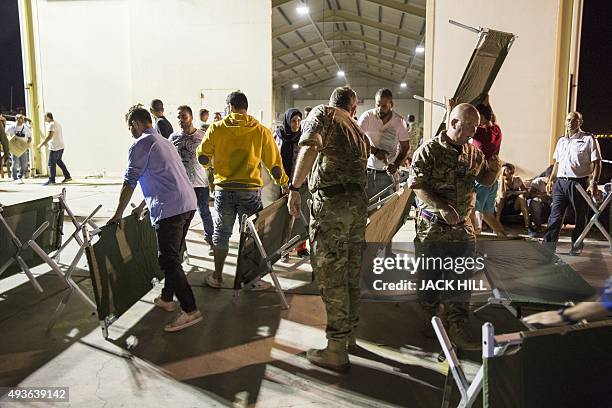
top-left (197, 91), bottom-right (288, 288)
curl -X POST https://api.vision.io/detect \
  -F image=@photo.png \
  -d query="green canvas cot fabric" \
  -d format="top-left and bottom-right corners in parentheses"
top-left (234, 196), bottom-right (297, 289)
top-left (484, 321), bottom-right (612, 408)
top-left (477, 240), bottom-right (596, 305)
top-left (0, 196), bottom-right (63, 280)
top-left (437, 28), bottom-right (515, 135)
top-left (86, 214), bottom-right (163, 322)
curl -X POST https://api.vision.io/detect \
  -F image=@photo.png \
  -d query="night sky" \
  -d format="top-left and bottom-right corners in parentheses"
top-left (576, 0), bottom-right (612, 134)
top-left (0, 1), bottom-right (610, 129)
top-left (0, 0), bottom-right (24, 113)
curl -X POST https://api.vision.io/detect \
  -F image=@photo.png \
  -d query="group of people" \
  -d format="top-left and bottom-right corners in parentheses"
top-left (104, 85), bottom-right (605, 372)
top-left (470, 103), bottom-right (602, 256)
top-left (0, 112), bottom-right (72, 185)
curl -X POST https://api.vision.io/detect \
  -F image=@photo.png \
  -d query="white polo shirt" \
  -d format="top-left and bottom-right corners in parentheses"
top-left (45, 120), bottom-right (65, 151)
top-left (357, 110), bottom-right (409, 170)
top-left (553, 131), bottom-right (601, 178)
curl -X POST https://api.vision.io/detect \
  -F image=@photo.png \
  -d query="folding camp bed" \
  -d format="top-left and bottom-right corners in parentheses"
top-left (433, 317), bottom-right (612, 408)
top-left (572, 180), bottom-right (612, 253)
top-left (414, 19), bottom-right (517, 130)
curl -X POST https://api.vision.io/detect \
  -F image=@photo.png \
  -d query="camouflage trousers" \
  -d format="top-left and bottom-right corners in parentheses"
top-left (309, 190), bottom-right (368, 341)
top-left (414, 217), bottom-right (476, 322)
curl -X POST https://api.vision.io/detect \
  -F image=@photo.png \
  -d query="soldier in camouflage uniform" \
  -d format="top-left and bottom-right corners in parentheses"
top-left (408, 102), bottom-right (500, 350)
top-left (288, 86), bottom-right (370, 371)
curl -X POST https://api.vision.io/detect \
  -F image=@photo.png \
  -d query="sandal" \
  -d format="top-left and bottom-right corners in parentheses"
top-left (206, 274), bottom-right (223, 289)
top-left (246, 279), bottom-right (272, 291)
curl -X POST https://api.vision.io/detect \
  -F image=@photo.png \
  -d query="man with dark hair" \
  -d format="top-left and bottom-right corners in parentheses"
top-left (169, 105), bottom-right (214, 254)
top-left (6, 114), bottom-right (32, 184)
top-left (0, 114), bottom-right (9, 175)
top-left (303, 106), bottom-right (313, 118)
top-left (288, 86), bottom-right (370, 371)
top-left (150, 99), bottom-right (174, 138)
top-left (543, 111), bottom-right (601, 255)
top-left (197, 91), bottom-right (288, 290)
top-left (213, 112), bottom-right (222, 122)
top-left (358, 88), bottom-right (410, 199)
top-left (199, 109), bottom-right (210, 132)
top-left (108, 104), bottom-right (202, 333)
top-left (38, 112), bottom-right (72, 185)
top-left (470, 98), bottom-right (505, 236)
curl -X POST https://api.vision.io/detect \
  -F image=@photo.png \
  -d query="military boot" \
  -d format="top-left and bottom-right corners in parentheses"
top-left (447, 303), bottom-right (480, 351)
top-left (419, 302), bottom-right (441, 339)
top-left (307, 340), bottom-right (350, 371)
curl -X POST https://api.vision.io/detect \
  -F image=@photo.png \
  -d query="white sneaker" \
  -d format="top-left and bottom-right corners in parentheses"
top-left (14, 179), bottom-right (24, 184)
top-left (164, 310), bottom-right (203, 332)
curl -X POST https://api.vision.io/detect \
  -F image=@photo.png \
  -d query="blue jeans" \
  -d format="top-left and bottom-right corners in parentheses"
top-left (11, 153), bottom-right (28, 180)
top-left (213, 189), bottom-right (263, 250)
top-left (194, 187), bottom-right (214, 243)
top-left (48, 149), bottom-right (71, 182)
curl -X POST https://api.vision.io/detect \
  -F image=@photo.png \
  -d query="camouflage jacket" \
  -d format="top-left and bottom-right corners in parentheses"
top-left (299, 105), bottom-right (370, 192)
top-left (408, 133), bottom-right (487, 219)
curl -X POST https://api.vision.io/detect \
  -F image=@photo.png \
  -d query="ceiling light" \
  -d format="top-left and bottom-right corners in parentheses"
top-left (415, 45), bottom-right (425, 54)
top-left (292, 83), bottom-right (299, 89)
top-left (400, 82), bottom-right (407, 88)
top-left (296, 5), bottom-right (310, 14)
top-left (337, 70), bottom-right (345, 77)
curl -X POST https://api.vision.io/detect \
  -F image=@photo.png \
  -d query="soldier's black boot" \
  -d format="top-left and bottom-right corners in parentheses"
top-left (419, 302), bottom-right (441, 339)
top-left (447, 303), bottom-right (480, 351)
top-left (307, 339), bottom-right (350, 371)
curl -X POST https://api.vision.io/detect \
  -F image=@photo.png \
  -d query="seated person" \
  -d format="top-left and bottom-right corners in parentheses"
top-left (526, 176), bottom-right (552, 234)
top-left (496, 163), bottom-right (530, 229)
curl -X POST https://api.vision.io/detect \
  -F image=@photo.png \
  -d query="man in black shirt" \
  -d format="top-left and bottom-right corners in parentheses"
top-left (150, 99), bottom-right (174, 138)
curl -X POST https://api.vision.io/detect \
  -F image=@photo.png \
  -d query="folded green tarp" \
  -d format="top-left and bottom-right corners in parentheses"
top-left (86, 214), bottom-right (163, 322)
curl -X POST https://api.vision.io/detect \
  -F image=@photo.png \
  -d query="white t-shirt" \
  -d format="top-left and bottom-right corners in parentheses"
top-left (46, 121), bottom-right (65, 151)
top-left (529, 177), bottom-right (547, 193)
top-left (357, 110), bottom-right (409, 170)
top-left (553, 131), bottom-right (601, 178)
top-left (6, 123), bottom-right (32, 142)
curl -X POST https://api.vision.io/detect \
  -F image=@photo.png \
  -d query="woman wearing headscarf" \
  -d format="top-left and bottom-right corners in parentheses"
top-left (275, 108), bottom-right (309, 258)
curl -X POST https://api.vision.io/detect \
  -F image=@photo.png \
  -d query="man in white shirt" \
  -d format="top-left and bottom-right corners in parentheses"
top-left (38, 112), bottom-right (72, 185)
top-left (6, 114), bottom-right (32, 183)
top-left (543, 111), bottom-right (602, 255)
top-left (357, 89), bottom-right (410, 199)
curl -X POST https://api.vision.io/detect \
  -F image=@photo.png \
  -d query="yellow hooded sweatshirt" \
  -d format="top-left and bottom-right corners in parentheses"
top-left (196, 113), bottom-right (288, 190)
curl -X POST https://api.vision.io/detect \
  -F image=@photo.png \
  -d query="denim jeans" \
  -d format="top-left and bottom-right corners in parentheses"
top-left (213, 189), bottom-right (263, 250)
top-left (194, 187), bottom-right (214, 243)
top-left (155, 210), bottom-right (197, 313)
top-left (48, 149), bottom-right (71, 182)
top-left (11, 153), bottom-right (28, 180)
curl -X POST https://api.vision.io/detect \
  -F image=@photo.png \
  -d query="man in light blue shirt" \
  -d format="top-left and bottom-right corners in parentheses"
top-left (108, 105), bottom-right (202, 333)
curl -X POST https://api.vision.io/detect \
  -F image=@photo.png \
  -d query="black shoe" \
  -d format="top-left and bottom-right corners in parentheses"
top-left (569, 243), bottom-right (583, 256)
top-left (297, 248), bottom-right (310, 258)
top-left (42, 180), bottom-right (56, 186)
top-left (448, 321), bottom-right (480, 351)
top-left (61, 177), bottom-right (73, 183)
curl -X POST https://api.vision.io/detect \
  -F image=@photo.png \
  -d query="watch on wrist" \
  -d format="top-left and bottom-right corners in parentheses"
top-left (558, 306), bottom-right (577, 324)
top-left (288, 182), bottom-right (301, 192)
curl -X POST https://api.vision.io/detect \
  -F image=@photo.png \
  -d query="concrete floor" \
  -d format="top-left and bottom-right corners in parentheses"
top-left (0, 178), bottom-right (609, 408)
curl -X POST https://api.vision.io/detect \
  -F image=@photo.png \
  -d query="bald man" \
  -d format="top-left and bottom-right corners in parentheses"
top-left (543, 112), bottom-right (601, 255)
top-left (408, 100), bottom-right (500, 350)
